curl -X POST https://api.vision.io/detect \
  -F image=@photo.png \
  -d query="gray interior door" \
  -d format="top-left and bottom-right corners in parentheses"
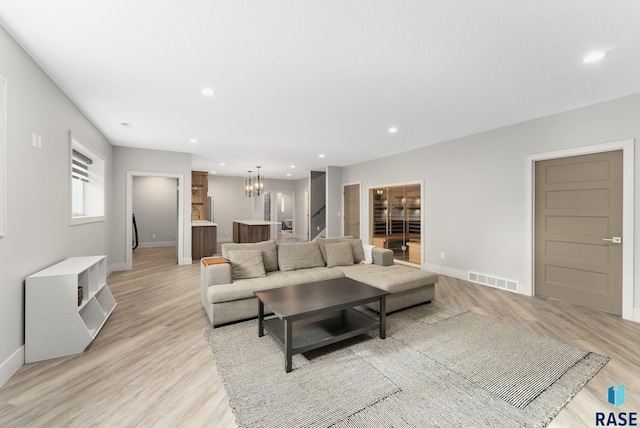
top-left (535, 150), bottom-right (623, 314)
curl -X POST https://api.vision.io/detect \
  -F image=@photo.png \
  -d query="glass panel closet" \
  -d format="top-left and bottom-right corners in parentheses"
top-left (370, 184), bottom-right (421, 265)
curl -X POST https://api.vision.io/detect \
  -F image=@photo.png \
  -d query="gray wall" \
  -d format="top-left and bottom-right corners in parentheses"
top-left (342, 92), bottom-right (640, 314)
top-left (294, 176), bottom-right (310, 241)
top-left (132, 176), bottom-right (178, 247)
top-left (0, 26), bottom-right (113, 384)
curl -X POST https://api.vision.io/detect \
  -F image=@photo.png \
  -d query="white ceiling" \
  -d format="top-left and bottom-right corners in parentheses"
top-left (1, 1), bottom-right (639, 180)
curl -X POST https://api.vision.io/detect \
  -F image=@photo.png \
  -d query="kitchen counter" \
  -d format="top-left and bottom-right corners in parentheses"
top-left (192, 222), bottom-right (217, 260)
top-left (233, 220), bottom-right (278, 243)
top-left (232, 220), bottom-right (279, 226)
top-left (191, 221), bottom-right (217, 227)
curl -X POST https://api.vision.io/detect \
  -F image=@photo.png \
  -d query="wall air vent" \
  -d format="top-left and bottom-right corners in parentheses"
top-left (468, 271), bottom-right (518, 293)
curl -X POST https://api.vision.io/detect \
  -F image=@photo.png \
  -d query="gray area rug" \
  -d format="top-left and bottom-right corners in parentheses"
top-left (204, 302), bottom-right (608, 428)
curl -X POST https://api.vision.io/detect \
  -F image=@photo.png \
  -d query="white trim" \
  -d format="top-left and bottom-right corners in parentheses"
top-left (126, 171), bottom-right (187, 269)
top-left (109, 262), bottom-right (127, 273)
top-left (424, 263), bottom-right (467, 280)
top-left (524, 139), bottom-right (635, 321)
top-left (136, 241), bottom-right (177, 248)
top-left (366, 179), bottom-right (425, 266)
top-left (0, 346), bottom-right (24, 387)
top-left (70, 215), bottom-right (106, 226)
top-left (0, 75), bottom-right (6, 236)
top-left (69, 132), bottom-right (106, 224)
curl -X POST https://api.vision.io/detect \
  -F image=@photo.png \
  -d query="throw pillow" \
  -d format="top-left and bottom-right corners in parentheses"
top-left (221, 240), bottom-right (278, 272)
top-left (227, 250), bottom-right (266, 280)
top-left (316, 237), bottom-right (340, 263)
top-left (325, 242), bottom-right (354, 268)
top-left (362, 244), bottom-right (375, 264)
top-left (340, 238), bottom-right (365, 264)
top-left (277, 242), bottom-right (325, 271)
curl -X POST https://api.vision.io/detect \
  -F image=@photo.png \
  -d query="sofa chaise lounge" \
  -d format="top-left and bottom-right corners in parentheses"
top-left (200, 237), bottom-right (439, 327)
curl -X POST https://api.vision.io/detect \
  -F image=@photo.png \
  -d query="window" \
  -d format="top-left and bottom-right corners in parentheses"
top-left (70, 132), bottom-right (105, 225)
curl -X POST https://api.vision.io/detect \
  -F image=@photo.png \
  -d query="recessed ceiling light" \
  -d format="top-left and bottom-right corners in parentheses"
top-left (583, 51), bottom-right (608, 63)
top-left (189, 139), bottom-right (198, 144)
top-left (286, 173), bottom-right (292, 177)
top-left (319, 154), bottom-right (325, 158)
top-left (201, 87), bottom-right (215, 96)
top-left (219, 163), bottom-right (226, 166)
top-left (290, 165), bottom-right (296, 168)
top-left (388, 127), bottom-right (398, 134)
top-left (210, 171), bottom-right (216, 174)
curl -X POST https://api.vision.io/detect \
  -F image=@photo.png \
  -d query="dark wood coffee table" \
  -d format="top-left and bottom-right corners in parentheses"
top-left (254, 277), bottom-right (389, 373)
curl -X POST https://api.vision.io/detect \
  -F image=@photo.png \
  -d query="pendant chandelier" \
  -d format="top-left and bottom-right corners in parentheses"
top-left (245, 166), bottom-right (264, 197)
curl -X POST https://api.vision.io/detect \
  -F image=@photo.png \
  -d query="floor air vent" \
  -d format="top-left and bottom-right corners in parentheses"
top-left (468, 271), bottom-right (518, 293)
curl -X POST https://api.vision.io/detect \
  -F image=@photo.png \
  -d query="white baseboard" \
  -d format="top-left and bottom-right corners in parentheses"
top-left (634, 308), bottom-right (640, 323)
top-left (137, 241), bottom-right (177, 248)
top-left (423, 264), bottom-right (467, 280)
top-left (179, 257), bottom-right (192, 265)
top-left (109, 262), bottom-right (128, 273)
top-left (0, 346), bottom-right (24, 388)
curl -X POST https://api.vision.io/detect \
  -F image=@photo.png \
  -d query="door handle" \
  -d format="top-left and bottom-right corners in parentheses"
top-left (603, 237), bottom-right (622, 244)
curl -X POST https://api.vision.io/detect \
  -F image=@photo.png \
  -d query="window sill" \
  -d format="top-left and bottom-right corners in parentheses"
top-left (71, 215), bottom-right (105, 226)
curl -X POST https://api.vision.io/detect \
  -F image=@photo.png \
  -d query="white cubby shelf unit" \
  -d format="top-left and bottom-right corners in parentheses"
top-left (25, 255), bottom-right (117, 363)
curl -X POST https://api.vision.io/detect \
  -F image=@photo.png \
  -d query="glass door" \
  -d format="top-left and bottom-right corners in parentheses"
top-left (370, 184), bottom-right (421, 265)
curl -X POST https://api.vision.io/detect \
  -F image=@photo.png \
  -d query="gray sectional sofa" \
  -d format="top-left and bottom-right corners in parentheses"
top-left (200, 237), bottom-right (438, 327)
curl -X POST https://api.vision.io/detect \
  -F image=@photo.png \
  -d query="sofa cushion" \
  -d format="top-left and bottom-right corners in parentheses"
top-left (325, 242), bottom-right (354, 268)
top-left (317, 236), bottom-right (362, 263)
top-left (207, 267), bottom-right (345, 303)
top-left (316, 237), bottom-right (340, 263)
top-left (227, 250), bottom-right (266, 280)
top-left (332, 264), bottom-right (439, 294)
top-left (277, 241), bottom-right (325, 271)
top-left (221, 240), bottom-right (278, 272)
top-left (344, 238), bottom-right (365, 264)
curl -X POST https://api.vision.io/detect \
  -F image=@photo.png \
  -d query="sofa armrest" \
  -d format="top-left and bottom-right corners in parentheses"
top-left (201, 257), bottom-right (232, 288)
top-left (372, 247), bottom-right (394, 266)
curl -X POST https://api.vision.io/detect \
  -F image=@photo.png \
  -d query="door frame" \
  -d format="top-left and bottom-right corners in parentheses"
top-left (126, 171), bottom-right (186, 269)
top-left (342, 181), bottom-right (361, 237)
top-left (524, 139), bottom-right (635, 321)
top-left (367, 179), bottom-right (425, 267)
top-left (304, 190), bottom-right (310, 241)
top-left (275, 190), bottom-right (295, 238)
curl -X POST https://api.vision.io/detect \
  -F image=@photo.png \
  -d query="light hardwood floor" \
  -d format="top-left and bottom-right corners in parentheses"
top-left (1, 247), bottom-right (638, 427)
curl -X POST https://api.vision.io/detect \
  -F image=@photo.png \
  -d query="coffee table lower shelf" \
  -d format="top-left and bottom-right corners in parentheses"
top-left (263, 308), bottom-right (379, 357)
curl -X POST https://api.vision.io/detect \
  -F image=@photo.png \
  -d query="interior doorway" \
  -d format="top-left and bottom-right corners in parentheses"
top-left (276, 191), bottom-right (295, 239)
top-left (304, 190), bottom-right (310, 241)
top-left (132, 176), bottom-right (179, 250)
top-left (369, 182), bottom-right (422, 265)
top-left (343, 183), bottom-right (360, 238)
top-left (125, 171), bottom-right (186, 269)
top-left (525, 138), bottom-right (635, 321)
top-left (535, 151), bottom-right (623, 314)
